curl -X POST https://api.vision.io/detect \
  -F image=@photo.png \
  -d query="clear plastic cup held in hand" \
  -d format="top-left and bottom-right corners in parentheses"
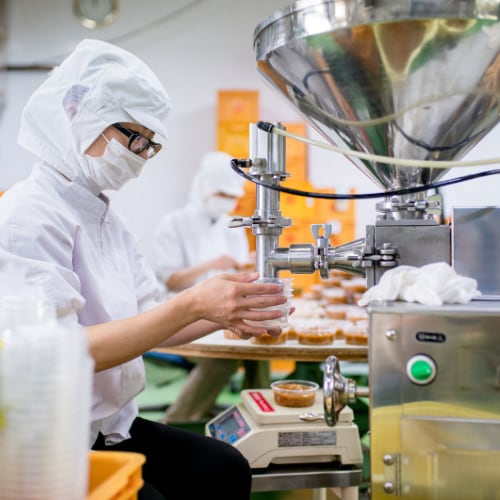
top-left (245, 277), bottom-right (294, 328)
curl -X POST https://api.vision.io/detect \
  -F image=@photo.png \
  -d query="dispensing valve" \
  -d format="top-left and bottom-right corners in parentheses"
top-left (228, 121), bottom-right (399, 285)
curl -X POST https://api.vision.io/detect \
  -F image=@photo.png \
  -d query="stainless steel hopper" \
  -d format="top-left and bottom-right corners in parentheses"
top-left (234, 0), bottom-right (500, 288)
top-left (253, 0), bottom-right (500, 217)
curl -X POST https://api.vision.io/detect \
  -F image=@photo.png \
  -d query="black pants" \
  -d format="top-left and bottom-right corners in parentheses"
top-left (92, 417), bottom-right (252, 500)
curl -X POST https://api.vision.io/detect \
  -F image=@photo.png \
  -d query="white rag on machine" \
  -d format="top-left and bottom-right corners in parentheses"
top-left (357, 262), bottom-right (481, 307)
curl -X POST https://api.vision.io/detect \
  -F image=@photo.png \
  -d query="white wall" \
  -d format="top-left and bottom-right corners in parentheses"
top-left (1, 0), bottom-right (500, 265)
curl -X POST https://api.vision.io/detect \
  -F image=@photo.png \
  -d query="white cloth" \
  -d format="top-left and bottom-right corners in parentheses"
top-left (152, 203), bottom-right (250, 286)
top-left (0, 39), bottom-right (171, 446)
top-left (358, 262), bottom-right (481, 307)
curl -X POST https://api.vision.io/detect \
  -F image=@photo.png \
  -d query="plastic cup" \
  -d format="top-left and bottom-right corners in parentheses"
top-left (245, 277), bottom-right (294, 328)
top-left (271, 379), bottom-right (319, 407)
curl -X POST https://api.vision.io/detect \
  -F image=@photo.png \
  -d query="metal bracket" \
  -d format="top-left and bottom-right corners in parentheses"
top-left (361, 242), bottom-right (398, 268)
top-left (312, 224), bottom-right (332, 278)
top-left (382, 453), bottom-right (402, 496)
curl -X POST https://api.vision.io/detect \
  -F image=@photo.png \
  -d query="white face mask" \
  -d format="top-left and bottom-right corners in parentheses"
top-left (80, 136), bottom-right (146, 192)
top-left (204, 195), bottom-right (237, 220)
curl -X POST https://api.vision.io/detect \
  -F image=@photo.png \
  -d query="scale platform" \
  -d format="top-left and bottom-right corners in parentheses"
top-left (206, 389), bottom-right (363, 469)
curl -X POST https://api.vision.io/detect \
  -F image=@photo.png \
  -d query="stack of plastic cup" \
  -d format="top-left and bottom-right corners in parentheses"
top-left (245, 277), bottom-right (294, 328)
top-left (0, 286), bottom-right (93, 500)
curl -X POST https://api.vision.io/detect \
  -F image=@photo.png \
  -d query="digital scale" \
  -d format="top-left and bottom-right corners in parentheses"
top-left (206, 389), bottom-right (363, 469)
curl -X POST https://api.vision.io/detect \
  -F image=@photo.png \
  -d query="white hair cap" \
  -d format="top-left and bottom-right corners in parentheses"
top-left (18, 39), bottom-right (171, 181)
top-left (189, 151), bottom-right (245, 201)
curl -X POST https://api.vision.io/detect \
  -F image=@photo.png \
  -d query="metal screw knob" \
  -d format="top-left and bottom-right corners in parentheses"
top-left (384, 482), bottom-right (395, 494)
top-left (386, 329), bottom-right (397, 341)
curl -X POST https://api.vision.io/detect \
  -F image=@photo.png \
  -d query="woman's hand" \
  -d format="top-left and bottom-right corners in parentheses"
top-left (182, 272), bottom-right (287, 337)
top-left (87, 272), bottom-right (289, 370)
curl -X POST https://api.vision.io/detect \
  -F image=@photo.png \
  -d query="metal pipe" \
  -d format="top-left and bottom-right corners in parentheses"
top-left (249, 122), bottom-right (291, 279)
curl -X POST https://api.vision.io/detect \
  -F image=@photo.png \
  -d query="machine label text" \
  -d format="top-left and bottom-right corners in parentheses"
top-left (416, 331), bottom-right (447, 343)
top-left (278, 431), bottom-right (337, 447)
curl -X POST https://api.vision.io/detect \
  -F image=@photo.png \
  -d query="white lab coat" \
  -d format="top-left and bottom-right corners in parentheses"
top-left (0, 162), bottom-right (164, 445)
top-left (0, 39), bottom-right (171, 446)
top-left (153, 202), bottom-right (250, 287)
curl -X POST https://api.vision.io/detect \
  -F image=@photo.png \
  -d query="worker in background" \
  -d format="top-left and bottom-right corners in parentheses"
top-left (0, 39), bottom-right (287, 500)
top-left (152, 151), bottom-right (270, 423)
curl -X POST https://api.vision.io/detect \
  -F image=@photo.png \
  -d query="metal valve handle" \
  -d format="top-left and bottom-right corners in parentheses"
top-left (323, 355), bottom-right (344, 426)
top-left (323, 355), bottom-right (369, 426)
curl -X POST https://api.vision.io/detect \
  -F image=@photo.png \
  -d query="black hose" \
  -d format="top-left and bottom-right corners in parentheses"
top-left (230, 158), bottom-right (500, 200)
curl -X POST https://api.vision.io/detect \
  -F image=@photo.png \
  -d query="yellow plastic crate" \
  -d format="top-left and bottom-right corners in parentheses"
top-left (87, 451), bottom-right (145, 500)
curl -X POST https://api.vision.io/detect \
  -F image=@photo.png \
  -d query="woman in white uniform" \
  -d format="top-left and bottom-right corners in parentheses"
top-left (0, 39), bottom-right (286, 500)
top-left (153, 152), bottom-right (269, 423)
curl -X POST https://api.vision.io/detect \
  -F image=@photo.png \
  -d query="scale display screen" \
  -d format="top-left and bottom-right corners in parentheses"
top-left (207, 406), bottom-right (251, 444)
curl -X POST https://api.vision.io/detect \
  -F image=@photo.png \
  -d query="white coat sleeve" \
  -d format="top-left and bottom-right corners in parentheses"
top-left (0, 194), bottom-right (84, 322)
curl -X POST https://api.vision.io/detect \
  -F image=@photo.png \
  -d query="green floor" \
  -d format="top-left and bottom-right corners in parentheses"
top-left (136, 355), bottom-right (370, 499)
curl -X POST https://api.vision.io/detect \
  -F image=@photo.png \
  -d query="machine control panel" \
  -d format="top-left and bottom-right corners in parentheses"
top-left (406, 354), bottom-right (437, 385)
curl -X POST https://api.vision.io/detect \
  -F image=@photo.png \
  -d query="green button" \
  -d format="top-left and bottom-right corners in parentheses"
top-left (410, 359), bottom-right (433, 382)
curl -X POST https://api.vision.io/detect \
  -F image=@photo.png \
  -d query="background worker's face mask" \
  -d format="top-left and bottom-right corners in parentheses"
top-left (80, 136), bottom-right (146, 192)
top-left (204, 194), bottom-right (237, 220)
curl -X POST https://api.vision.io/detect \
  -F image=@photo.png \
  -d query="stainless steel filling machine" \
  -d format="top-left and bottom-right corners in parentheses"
top-left (228, 1), bottom-right (500, 497)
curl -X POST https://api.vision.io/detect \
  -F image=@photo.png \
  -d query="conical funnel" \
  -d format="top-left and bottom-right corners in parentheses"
top-left (254, 0), bottom-right (500, 192)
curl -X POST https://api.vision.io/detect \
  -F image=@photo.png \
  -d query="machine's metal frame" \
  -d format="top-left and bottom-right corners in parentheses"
top-left (241, 1), bottom-right (500, 498)
top-left (369, 301), bottom-right (500, 498)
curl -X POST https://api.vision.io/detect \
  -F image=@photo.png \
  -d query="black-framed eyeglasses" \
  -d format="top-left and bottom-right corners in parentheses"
top-left (112, 123), bottom-right (162, 158)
